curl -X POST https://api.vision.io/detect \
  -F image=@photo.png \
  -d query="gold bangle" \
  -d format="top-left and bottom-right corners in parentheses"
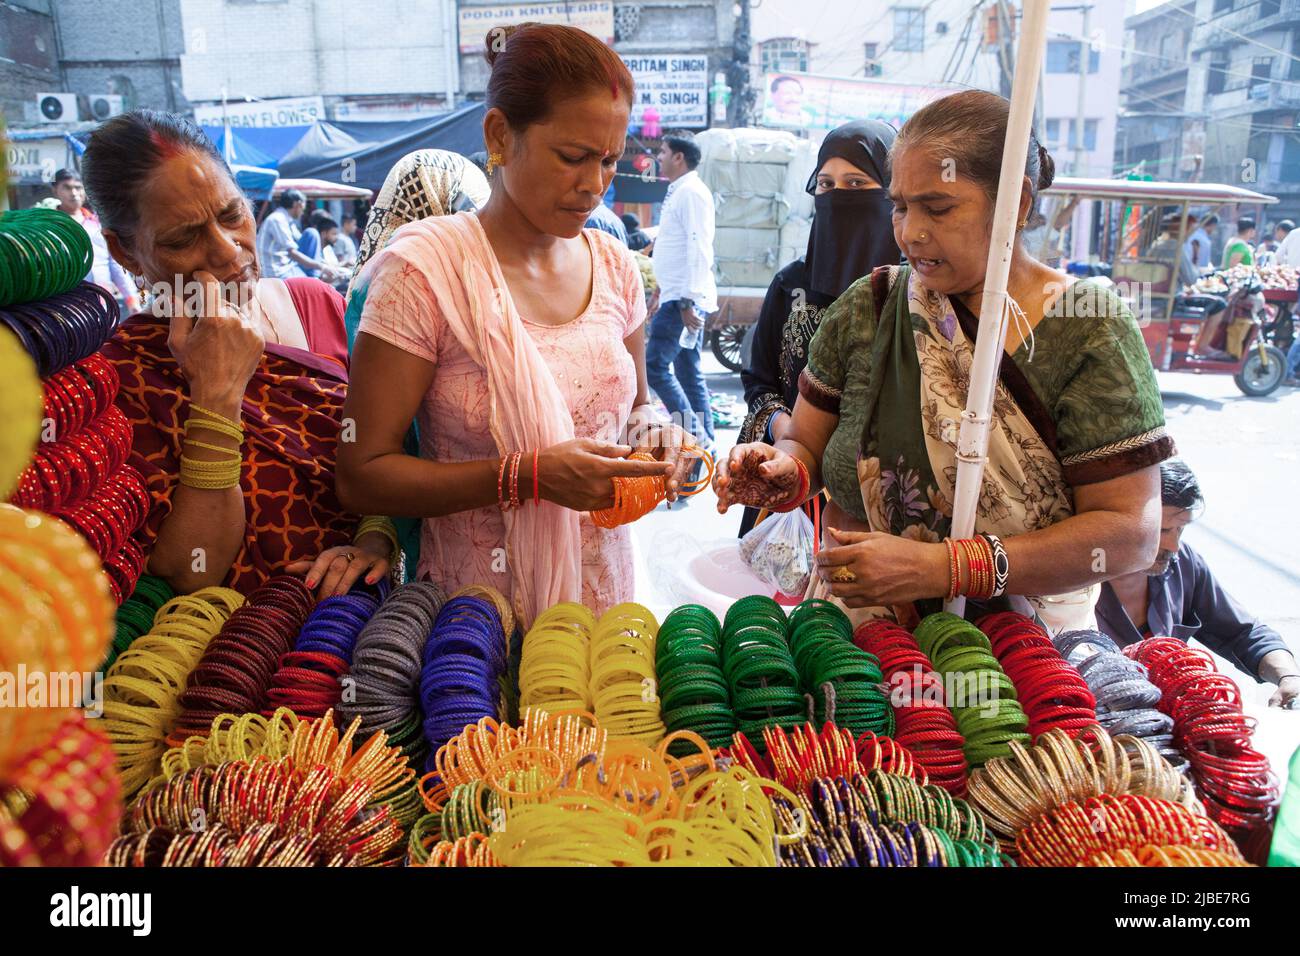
top-left (355, 515), bottom-right (400, 564)
top-left (179, 453), bottom-right (242, 490)
top-left (185, 415), bottom-right (244, 444)
top-left (188, 402), bottom-right (243, 429)
top-left (181, 437), bottom-right (242, 458)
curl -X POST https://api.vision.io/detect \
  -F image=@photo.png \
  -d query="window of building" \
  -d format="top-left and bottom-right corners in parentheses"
top-left (1207, 53), bottom-right (1229, 94)
top-left (893, 7), bottom-right (925, 53)
top-left (1250, 56), bottom-right (1273, 98)
top-left (1045, 40), bottom-right (1100, 73)
top-left (1212, 0), bottom-right (1234, 14)
top-left (1046, 118), bottom-right (1098, 151)
top-left (1261, 0), bottom-right (1281, 16)
top-left (864, 42), bottom-right (882, 76)
top-left (759, 37), bottom-right (810, 75)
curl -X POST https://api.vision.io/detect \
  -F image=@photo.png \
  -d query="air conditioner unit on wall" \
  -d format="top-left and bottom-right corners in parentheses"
top-left (89, 95), bottom-right (124, 120)
top-left (36, 93), bottom-right (79, 123)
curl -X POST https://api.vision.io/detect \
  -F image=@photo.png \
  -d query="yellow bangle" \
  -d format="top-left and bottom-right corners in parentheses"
top-left (355, 515), bottom-right (400, 564)
top-left (184, 415), bottom-right (244, 444)
top-left (188, 402), bottom-right (243, 429)
top-left (179, 453), bottom-right (242, 490)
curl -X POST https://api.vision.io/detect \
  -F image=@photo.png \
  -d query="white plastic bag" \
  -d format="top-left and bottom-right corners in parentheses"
top-left (739, 508), bottom-right (815, 597)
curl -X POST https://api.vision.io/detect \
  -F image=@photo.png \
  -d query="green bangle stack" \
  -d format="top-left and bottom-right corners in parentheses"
top-left (0, 208), bottom-right (94, 308)
top-left (103, 575), bottom-right (175, 673)
top-left (656, 604), bottom-right (736, 753)
top-left (721, 596), bottom-right (806, 747)
top-left (787, 600), bottom-right (893, 738)
top-left (914, 612), bottom-right (1031, 766)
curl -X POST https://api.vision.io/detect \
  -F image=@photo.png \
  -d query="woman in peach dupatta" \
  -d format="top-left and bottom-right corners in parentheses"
top-left (336, 24), bottom-right (691, 625)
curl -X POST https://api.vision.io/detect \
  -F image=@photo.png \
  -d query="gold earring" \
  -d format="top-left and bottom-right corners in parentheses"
top-left (1017, 218), bottom-right (1028, 229)
top-left (487, 152), bottom-right (503, 176)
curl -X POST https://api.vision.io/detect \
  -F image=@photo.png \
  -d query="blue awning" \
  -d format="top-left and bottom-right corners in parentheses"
top-left (199, 125), bottom-right (312, 168)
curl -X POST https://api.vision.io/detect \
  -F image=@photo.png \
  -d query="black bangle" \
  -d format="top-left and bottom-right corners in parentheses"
top-left (980, 532), bottom-right (1010, 597)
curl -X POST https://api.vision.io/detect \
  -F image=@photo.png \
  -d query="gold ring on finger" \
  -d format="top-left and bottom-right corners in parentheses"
top-left (831, 566), bottom-right (857, 584)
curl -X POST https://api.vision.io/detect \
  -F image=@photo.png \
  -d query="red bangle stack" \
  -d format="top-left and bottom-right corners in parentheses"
top-left (854, 619), bottom-right (970, 795)
top-left (1125, 637), bottom-right (1279, 858)
top-left (944, 536), bottom-right (999, 601)
top-left (171, 576), bottom-right (316, 743)
top-left (977, 611), bottom-right (1098, 739)
top-left (8, 352), bottom-right (147, 606)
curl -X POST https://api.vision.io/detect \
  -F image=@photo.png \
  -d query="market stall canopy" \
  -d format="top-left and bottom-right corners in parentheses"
top-left (1044, 177), bottom-right (1279, 205)
top-left (276, 103), bottom-right (487, 191)
top-left (199, 125), bottom-right (312, 169)
top-left (231, 164), bottom-right (278, 201)
top-left (271, 178), bottom-right (373, 201)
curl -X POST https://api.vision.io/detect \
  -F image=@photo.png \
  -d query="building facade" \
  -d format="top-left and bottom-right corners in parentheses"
top-left (178, 0), bottom-right (457, 120)
top-left (455, 0), bottom-right (736, 132)
top-left (1185, 0), bottom-right (1300, 220)
top-left (1117, 0), bottom-right (1195, 182)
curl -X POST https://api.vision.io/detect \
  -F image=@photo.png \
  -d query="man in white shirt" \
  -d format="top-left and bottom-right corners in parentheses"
top-left (649, 135), bottom-right (717, 453)
top-left (1273, 219), bottom-right (1300, 266)
top-left (256, 189), bottom-right (330, 279)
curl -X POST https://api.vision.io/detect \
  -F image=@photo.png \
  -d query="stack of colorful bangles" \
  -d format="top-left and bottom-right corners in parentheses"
top-left (721, 596), bottom-right (808, 747)
top-left (518, 601), bottom-right (667, 745)
top-left (769, 775), bottom-right (1007, 867)
top-left (102, 586), bottom-right (244, 798)
top-left (421, 593), bottom-right (509, 764)
top-left (965, 725), bottom-right (1196, 852)
top-left (1126, 637), bottom-right (1280, 859)
top-left (264, 591), bottom-right (381, 717)
top-left (158, 707), bottom-right (424, 837)
top-left (978, 611), bottom-right (1098, 738)
top-left (590, 603), bottom-right (664, 746)
top-left (0, 499), bottom-right (118, 866)
top-left (787, 599), bottom-right (892, 737)
top-left (412, 710), bottom-right (800, 866)
top-left (1053, 629), bottom-right (1182, 768)
top-left (913, 612), bottom-right (1031, 766)
top-left (854, 619), bottom-right (970, 794)
top-left (104, 574), bottom-right (174, 672)
top-left (338, 581), bottom-right (447, 769)
top-left (6, 352), bottom-right (148, 604)
top-left (1015, 793), bottom-right (1244, 867)
top-left (656, 604), bottom-right (736, 752)
top-left (171, 576), bottom-right (314, 742)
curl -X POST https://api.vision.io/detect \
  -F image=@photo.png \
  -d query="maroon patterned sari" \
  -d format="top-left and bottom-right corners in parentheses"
top-left (101, 278), bottom-right (356, 594)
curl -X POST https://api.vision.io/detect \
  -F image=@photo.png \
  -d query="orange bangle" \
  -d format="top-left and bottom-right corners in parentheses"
top-left (945, 538), bottom-right (961, 601)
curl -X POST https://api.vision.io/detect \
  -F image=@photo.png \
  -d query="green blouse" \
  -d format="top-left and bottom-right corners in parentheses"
top-left (801, 268), bottom-right (1172, 525)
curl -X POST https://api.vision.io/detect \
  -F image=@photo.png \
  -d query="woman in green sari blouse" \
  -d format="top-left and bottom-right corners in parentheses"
top-left (714, 91), bottom-right (1175, 631)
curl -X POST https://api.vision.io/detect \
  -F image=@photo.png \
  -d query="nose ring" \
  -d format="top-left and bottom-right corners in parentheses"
top-left (918, 231), bottom-right (928, 242)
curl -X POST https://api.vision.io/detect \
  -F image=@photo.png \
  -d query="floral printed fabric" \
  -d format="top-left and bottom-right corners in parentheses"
top-left (802, 265), bottom-right (1173, 629)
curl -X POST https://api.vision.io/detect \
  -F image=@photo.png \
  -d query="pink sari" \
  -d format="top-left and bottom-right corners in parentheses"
top-left (363, 214), bottom-right (585, 624)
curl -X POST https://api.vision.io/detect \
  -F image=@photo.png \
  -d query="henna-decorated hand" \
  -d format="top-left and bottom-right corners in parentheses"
top-left (713, 443), bottom-right (800, 513)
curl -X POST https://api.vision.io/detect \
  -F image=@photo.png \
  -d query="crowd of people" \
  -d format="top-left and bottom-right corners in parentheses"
top-left (32, 21), bottom-right (1294, 707)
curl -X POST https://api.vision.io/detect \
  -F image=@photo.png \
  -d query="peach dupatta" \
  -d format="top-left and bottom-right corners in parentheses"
top-left (373, 212), bottom-right (581, 625)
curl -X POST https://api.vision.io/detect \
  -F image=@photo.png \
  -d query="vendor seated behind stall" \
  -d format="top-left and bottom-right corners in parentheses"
top-left (85, 110), bottom-right (397, 598)
top-left (1096, 458), bottom-right (1300, 708)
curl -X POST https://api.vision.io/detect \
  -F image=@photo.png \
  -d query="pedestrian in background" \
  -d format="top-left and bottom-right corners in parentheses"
top-left (1185, 212), bottom-right (1217, 271)
top-left (51, 168), bottom-right (140, 312)
top-left (297, 210), bottom-right (341, 281)
top-left (648, 134), bottom-right (717, 459)
top-left (622, 212), bottom-right (651, 252)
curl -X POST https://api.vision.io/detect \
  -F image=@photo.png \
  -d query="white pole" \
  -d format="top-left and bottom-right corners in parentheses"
top-left (944, 0), bottom-right (1051, 618)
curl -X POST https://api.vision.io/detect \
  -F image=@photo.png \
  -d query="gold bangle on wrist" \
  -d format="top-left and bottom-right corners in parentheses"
top-left (355, 515), bottom-right (400, 564)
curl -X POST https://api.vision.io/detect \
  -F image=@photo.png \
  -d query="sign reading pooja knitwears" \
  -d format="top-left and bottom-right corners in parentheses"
top-left (458, 2), bottom-right (615, 53)
top-left (621, 55), bottom-right (709, 129)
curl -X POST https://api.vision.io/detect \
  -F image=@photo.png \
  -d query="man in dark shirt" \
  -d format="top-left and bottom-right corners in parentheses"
top-left (1096, 459), bottom-right (1299, 707)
